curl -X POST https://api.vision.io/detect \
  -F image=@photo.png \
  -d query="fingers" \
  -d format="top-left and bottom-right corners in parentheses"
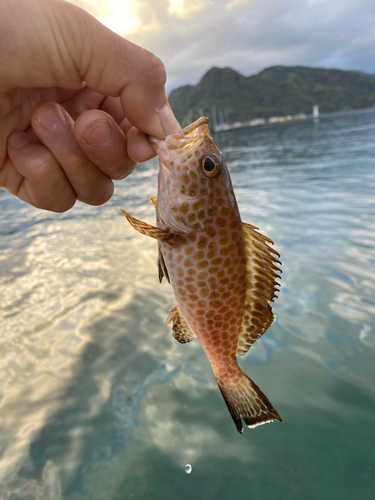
top-left (59, 88), bottom-right (124, 127)
top-left (75, 109), bottom-right (137, 180)
top-left (66, 12), bottom-right (181, 138)
top-left (6, 133), bottom-right (76, 212)
top-left (1, 0), bottom-right (183, 215)
top-left (9, 0), bottom-right (180, 138)
top-left (101, 96), bottom-right (125, 125)
top-left (31, 102), bottom-right (114, 206)
top-left (2, 0), bottom-right (180, 140)
top-left (126, 128), bottom-right (156, 164)
top-left (61, 87), bottom-right (106, 120)
top-left (4, 100), bottom-right (142, 213)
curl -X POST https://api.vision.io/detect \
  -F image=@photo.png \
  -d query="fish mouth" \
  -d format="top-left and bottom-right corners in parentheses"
top-left (148, 116), bottom-right (210, 168)
top-left (164, 116), bottom-right (209, 147)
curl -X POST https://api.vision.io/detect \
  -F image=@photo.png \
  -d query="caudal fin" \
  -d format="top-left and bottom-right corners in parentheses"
top-left (216, 371), bottom-right (282, 433)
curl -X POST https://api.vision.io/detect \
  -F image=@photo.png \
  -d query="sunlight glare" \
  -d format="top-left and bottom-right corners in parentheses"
top-left (99, 0), bottom-right (140, 35)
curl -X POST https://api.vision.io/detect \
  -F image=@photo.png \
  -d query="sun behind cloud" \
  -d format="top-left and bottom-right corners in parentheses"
top-left (98, 0), bottom-right (140, 34)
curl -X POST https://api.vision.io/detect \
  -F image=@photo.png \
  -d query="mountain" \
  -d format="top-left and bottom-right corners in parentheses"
top-left (168, 65), bottom-right (375, 124)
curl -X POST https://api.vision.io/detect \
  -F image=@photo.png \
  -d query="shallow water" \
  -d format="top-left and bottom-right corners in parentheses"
top-left (0, 109), bottom-right (375, 499)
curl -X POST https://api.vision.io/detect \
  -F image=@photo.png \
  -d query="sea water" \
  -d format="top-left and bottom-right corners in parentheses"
top-left (0, 108), bottom-right (374, 499)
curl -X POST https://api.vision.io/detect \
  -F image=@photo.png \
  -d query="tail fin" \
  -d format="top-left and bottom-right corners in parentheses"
top-left (216, 371), bottom-right (282, 433)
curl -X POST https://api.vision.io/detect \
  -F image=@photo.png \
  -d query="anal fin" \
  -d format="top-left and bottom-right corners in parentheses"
top-left (165, 306), bottom-right (196, 344)
top-left (157, 245), bottom-right (170, 284)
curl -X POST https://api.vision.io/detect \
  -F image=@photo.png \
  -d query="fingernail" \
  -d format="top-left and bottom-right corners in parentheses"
top-left (8, 132), bottom-right (32, 149)
top-left (159, 104), bottom-right (181, 136)
top-left (38, 104), bottom-right (66, 133)
top-left (82, 120), bottom-right (113, 149)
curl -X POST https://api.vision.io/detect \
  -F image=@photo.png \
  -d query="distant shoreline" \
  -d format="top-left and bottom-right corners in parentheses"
top-left (169, 65), bottom-right (375, 127)
top-left (212, 106), bottom-right (375, 133)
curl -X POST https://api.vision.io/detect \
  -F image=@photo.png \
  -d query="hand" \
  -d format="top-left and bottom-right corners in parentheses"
top-left (0, 0), bottom-right (180, 212)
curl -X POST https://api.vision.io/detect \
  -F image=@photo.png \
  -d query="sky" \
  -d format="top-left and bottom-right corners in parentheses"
top-left (70, 0), bottom-right (375, 93)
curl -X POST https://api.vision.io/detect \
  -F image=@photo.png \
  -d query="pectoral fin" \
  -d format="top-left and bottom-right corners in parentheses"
top-left (165, 306), bottom-right (196, 344)
top-left (120, 209), bottom-right (177, 243)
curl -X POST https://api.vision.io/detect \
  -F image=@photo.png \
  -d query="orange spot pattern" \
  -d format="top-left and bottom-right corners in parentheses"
top-left (156, 118), bottom-right (247, 378)
top-left (124, 117), bottom-right (282, 432)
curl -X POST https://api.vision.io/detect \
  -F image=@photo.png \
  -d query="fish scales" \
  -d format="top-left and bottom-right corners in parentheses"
top-left (121, 117), bottom-right (282, 433)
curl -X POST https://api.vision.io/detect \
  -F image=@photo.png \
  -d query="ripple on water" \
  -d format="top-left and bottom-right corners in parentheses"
top-left (1, 109), bottom-right (375, 498)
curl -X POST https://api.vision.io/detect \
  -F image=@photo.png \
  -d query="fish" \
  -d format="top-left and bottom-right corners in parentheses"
top-left (121, 117), bottom-right (282, 433)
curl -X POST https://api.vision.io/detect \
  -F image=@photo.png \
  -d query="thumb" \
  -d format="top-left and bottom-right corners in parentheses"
top-left (1, 0), bottom-right (179, 138)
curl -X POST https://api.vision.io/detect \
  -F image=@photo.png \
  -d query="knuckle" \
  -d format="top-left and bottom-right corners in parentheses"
top-left (21, 151), bottom-right (77, 212)
top-left (146, 55), bottom-right (167, 89)
top-left (26, 148), bottom-right (56, 176)
top-left (50, 2), bottom-right (92, 85)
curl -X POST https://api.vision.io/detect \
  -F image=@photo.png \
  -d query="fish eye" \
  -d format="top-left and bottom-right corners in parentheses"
top-left (201, 155), bottom-right (221, 178)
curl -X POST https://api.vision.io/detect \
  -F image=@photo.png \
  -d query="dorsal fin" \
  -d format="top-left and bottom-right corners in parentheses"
top-left (236, 223), bottom-right (282, 356)
top-left (165, 306), bottom-right (196, 344)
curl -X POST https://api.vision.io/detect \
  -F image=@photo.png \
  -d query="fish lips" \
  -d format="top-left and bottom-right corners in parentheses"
top-left (147, 116), bottom-right (210, 170)
top-left (147, 135), bottom-right (172, 172)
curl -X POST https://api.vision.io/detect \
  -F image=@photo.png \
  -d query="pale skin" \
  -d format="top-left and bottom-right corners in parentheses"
top-left (0, 0), bottom-right (181, 212)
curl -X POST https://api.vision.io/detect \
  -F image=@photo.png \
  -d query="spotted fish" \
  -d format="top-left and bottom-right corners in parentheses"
top-left (121, 117), bottom-right (282, 433)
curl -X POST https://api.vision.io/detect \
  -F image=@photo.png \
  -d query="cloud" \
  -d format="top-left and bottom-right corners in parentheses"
top-left (225, 0), bottom-right (251, 10)
top-left (70, 0), bottom-right (375, 93)
top-left (167, 0), bottom-right (214, 18)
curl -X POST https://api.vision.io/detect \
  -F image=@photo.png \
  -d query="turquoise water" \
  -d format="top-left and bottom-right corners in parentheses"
top-left (0, 109), bottom-right (375, 499)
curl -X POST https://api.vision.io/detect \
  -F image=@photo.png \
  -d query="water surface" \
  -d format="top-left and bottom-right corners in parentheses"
top-left (0, 109), bottom-right (375, 499)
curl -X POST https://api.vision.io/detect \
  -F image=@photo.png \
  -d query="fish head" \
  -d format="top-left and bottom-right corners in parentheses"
top-left (150, 117), bottom-right (236, 233)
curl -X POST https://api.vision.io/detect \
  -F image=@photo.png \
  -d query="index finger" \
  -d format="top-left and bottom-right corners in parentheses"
top-left (61, 11), bottom-right (181, 138)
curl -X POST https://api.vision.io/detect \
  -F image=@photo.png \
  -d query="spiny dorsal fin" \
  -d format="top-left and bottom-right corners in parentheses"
top-left (120, 209), bottom-right (179, 243)
top-left (236, 223), bottom-right (282, 356)
top-left (165, 306), bottom-right (196, 344)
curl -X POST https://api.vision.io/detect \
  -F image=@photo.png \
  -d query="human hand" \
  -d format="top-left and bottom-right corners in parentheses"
top-left (0, 0), bottom-right (180, 212)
